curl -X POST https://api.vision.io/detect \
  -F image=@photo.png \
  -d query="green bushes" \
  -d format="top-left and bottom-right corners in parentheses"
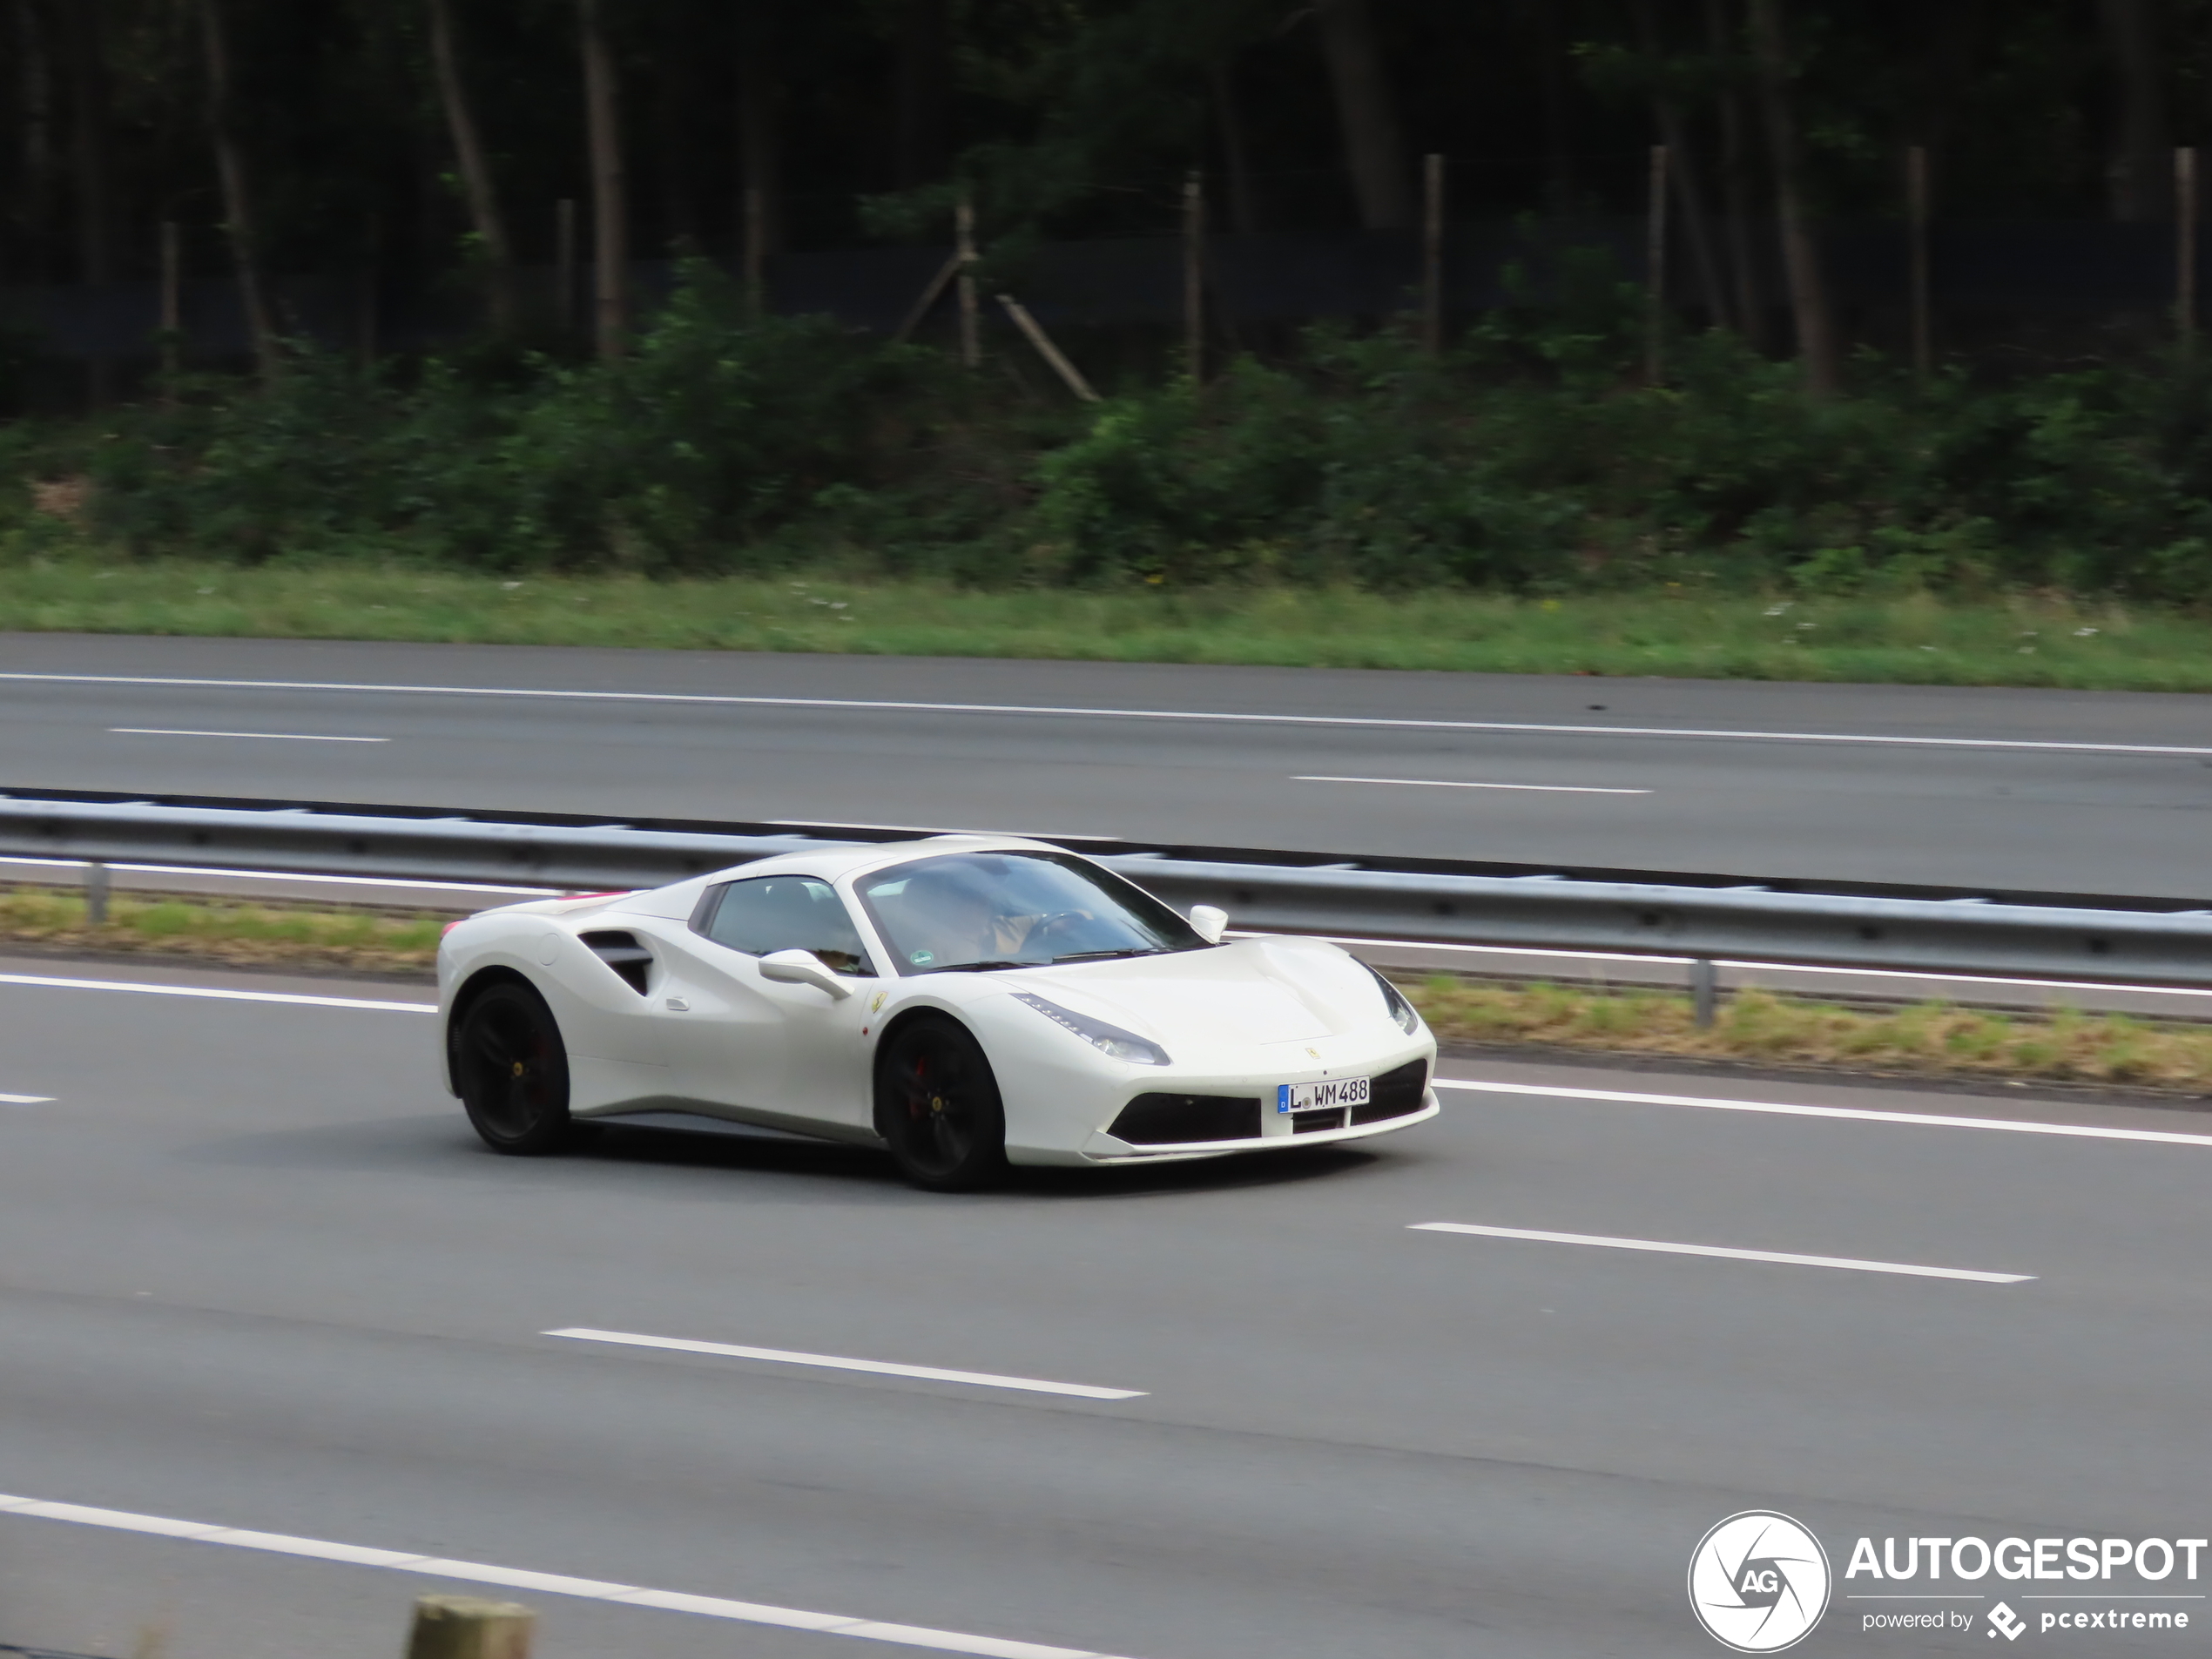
top-left (74, 268), bottom-right (991, 573)
top-left (24, 257), bottom-right (2212, 602)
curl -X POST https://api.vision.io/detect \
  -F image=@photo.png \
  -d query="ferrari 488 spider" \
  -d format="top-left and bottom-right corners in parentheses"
top-left (438, 835), bottom-right (1438, 1189)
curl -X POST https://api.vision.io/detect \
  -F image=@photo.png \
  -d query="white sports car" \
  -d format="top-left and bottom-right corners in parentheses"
top-left (437, 834), bottom-right (1439, 1190)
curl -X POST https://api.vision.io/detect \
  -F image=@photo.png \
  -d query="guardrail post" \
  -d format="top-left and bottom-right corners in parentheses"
top-left (84, 861), bottom-right (110, 927)
top-left (1691, 957), bottom-right (1717, 1028)
top-left (404, 1594), bottom-right (536, 1659)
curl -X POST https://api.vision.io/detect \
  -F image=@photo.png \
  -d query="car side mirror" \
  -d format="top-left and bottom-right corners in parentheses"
top-left (1188, 905), bottom-right (1229, 945)
top-left (759, 948), bottom-right (854, 1000)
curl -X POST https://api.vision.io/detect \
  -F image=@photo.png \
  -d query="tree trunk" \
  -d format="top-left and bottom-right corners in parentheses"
top-left (194, 0), bottom-right (278, 381)
top-left (426, 0), bottom-right (516, 333)
top-left (1746, 0), bottom-right (1837, 395)
top-left (892, 0), bottom-right (949, 190)
top-left (1705, 0), bottom-right (1764, 347)
top-left (1209, 61), bottom-right (1259, 234)
top-left (16, 0), bottom-right (56, 283)
top-left (1522, 0), bottom-right (1574, 216)
top-left (1631, 0), bottom-right (1729, 331)
top-left (1313, 0), bottom-right (1411, 230)
top-left (2099, 0), bottom-right (2165, 223)
top-left (654, 46), bottom-right (700, 249)
top-left (737, 2), bottom-right (782, 266)
top-left (577, 0), bottom-right (627, 358)
top-left (62, 0), bottom-right (112, 285)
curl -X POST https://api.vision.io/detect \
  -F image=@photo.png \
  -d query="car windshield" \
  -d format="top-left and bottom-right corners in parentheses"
top-left (855, 851), bottom-right (1207, 974)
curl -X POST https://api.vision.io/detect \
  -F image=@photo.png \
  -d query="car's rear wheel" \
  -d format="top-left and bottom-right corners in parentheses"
top-left (455, 981), bottom-right (574, 1155)
top-left (875, 1015), bottom-right (1008, 1191)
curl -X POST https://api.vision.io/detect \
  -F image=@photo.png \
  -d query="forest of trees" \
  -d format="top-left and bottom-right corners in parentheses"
top-left (12, 2), bottom-right (2212, 598)
top-left (4, 2), bottom-right (2206, 357)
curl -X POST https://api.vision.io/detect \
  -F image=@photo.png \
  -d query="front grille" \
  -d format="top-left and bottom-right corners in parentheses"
top-left (1350, 1058), bottom-right (1430, 1125)
top-left (1291, 1109), bottom-right (1346, 1134)
top-left (1109, 1093), bottom-right (1262, 1146)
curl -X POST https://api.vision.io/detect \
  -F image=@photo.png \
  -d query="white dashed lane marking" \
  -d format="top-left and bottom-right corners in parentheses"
top-left (1294, 775), bottom-right (1650, 794)
top-left (546, 1328), bottom-right (1148, 1400)
top-left (1410, 1222), bottom-right (2033, 1284)
top-left (108, 727), bottom-right (390, 742)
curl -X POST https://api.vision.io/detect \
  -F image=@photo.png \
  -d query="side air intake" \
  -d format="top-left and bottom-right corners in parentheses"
top-left (581, 930), bottom-right (654, 995)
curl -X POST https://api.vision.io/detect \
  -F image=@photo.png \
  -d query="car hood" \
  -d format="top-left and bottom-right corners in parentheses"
top-left (1007, 938), bottom-right (1382, 1047)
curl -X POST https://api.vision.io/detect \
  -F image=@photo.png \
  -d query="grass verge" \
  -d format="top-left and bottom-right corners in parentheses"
top-left (1406, 977), bottom-right (2212, 1092)
top-left (2, 556), bottom-right (2210, 689)
top-left (0, 887), bottom-right (442, 975)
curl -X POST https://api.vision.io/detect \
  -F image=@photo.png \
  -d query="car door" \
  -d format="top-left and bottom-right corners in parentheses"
top-left (661, 873), bottom-right (880, 1133)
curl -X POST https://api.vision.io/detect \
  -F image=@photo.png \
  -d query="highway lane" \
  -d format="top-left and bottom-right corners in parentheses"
top-left (5, 632), bottom-right (2212, 896)
top-left (3, 961), bottom-right (2212, 1656)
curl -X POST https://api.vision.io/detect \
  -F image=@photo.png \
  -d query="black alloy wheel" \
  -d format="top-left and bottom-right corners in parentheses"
top-left (454, 981), bottom-right (575, 1155)
top-left (875, 1015), bottom-right (1008, 1191)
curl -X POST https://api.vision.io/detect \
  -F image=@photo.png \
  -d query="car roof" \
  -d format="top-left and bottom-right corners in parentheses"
top-left (699, 833), bottom-right (1069, 887)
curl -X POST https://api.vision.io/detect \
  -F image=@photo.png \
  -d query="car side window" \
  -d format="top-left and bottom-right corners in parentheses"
top-left (698, 875), bottom-right (875, 977)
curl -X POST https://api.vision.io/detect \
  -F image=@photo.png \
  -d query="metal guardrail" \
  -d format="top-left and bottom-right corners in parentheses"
top-left (3, 792), bottom-right (2211, 990)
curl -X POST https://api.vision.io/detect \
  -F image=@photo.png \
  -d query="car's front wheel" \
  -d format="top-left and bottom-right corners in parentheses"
top-left (454, 981), bottom-right (575, 1155)
top-left (875, 1015), bottom-right (1008, 1191)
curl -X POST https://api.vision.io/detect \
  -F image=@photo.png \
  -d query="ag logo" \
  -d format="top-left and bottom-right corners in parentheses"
top-left (1688, 1511), bottom-right (1831, 1652)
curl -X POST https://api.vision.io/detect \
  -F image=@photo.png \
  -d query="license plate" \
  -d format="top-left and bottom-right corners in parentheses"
top-left (1277, 1076), bottom-right (1372, 1114)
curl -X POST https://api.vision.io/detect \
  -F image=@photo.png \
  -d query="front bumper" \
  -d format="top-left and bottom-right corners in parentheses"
top-left (1076, 1089), bottom-right (1441, 1163)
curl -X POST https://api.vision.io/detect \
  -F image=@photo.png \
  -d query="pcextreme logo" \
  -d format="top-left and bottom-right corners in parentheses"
top-left (1689, 1511), bottom-right (1833, 1653)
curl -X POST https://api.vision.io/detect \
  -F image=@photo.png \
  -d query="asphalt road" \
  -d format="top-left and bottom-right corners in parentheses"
top-left (4, 633), bottom-right (2212, 898)
top-left (3, 956), bottom-right (2209, 1658)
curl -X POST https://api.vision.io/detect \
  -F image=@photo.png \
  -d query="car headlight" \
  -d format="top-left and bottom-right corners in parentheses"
top-left (1012, 992), bottom-right (1171, 1065)
top-left (1362, 964), bottom-right (1421, 1035)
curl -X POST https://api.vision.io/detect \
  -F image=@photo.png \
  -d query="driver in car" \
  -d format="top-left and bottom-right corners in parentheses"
top-left (892, 869), bottom-right (1040, 966)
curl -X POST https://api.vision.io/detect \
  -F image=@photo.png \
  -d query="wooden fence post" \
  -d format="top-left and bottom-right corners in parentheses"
top-left (1420, 152), bottom-right (1444, 356)
top-left (742, 183), bottom-right (765, 320)
top-left (995, 293), bottom-right (1100, 402)
top-left (2179, 146), bottom-right (2199, 359)
top-left (1183, 170), bottom-right (1204, 383)
top-left (891, 250), bottom-right (964, 345)
top-left (955, 190), bottom-right (979, 368)
top-left (158, 219), bottom-right (181, 400)
top-left (555, 198), bottom-right (577, 335)
top-left (1906, 145), bottom-right (1931, 382)
top-left (404, 1595), bottom-right (535, 1659)
top-left (1644, 143), bottom-right (1669, 384)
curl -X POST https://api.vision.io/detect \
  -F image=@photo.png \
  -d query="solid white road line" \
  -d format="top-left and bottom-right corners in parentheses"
top-left (108, 727), bottom-right (389, 743)
top-left (546, 1328), bottom-right (1147, 1400)
top-left (1433, 1076), bottom-right (2212, 1148)
top-left (1410, 1222), bottom-right (2033, 1283)
top-left (0, 971), bottom-right (434, 1014)
top-left (0, 1492), bottom-right (1137, 1659)
top-left (7, 671), bottom-right (2203, 757)
top-left (770, 819), bottom-right (1118, 840)
top-left (1294, 775), bottom-right (1651, 794)
top-left (0, 1093), bottom-right (52, 1104)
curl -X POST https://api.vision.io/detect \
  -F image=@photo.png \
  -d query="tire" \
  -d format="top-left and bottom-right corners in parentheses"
top-left (454, 981), bottom-right (575, 1155)
top-left (874, 1015), bottom-right (1008, 1191)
